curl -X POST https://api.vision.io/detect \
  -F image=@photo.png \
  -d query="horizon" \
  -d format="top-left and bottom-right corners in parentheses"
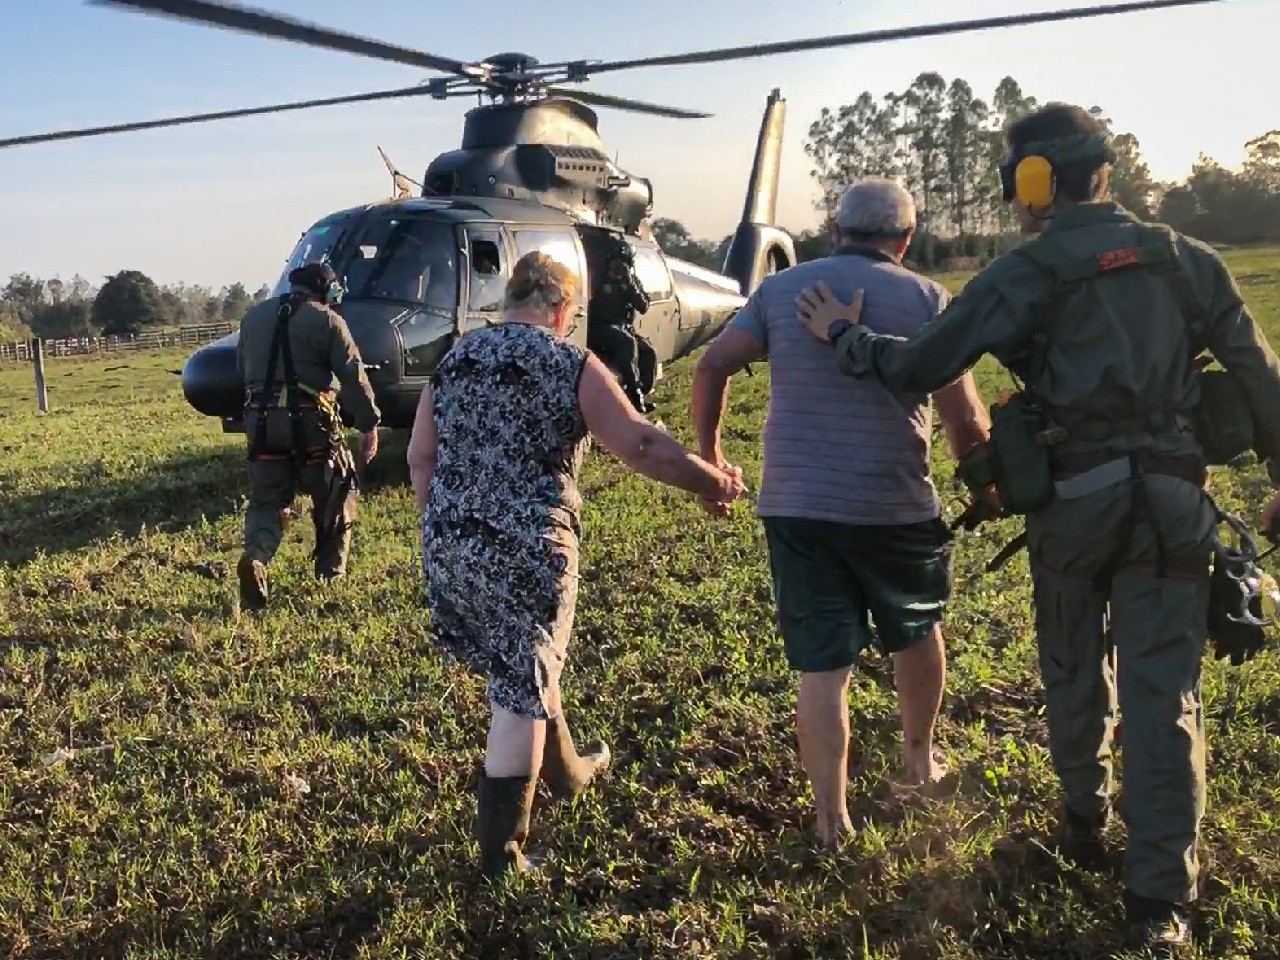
top-left (0, 0), bottom-right (1271, 290)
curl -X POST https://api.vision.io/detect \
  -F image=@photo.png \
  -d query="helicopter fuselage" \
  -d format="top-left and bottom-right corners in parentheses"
top-left (179, 195), bottom-right (750, 432)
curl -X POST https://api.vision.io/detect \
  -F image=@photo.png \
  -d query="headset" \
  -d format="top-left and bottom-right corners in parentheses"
top-left (998, 132), bottom-right (1118, 212)
top-left (288, 261), bottom-right (345, 306)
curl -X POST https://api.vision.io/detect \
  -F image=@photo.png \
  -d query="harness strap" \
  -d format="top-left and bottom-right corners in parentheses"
top-left (248, 295), bottom-right (309, 465)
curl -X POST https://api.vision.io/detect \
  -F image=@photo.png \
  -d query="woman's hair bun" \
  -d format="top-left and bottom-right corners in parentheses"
top-left (505, 251), bottom-right (578, 311)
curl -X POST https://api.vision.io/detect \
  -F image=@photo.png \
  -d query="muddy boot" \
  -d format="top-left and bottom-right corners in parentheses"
top-left (1124, 891), bottom-right (1191, 956)
top-left (237, 553), bottom-right (268, 611)
top-left (540, 711), bottom-right (611, 800)
top-left (476, 769), bottom-right (538, 879)
top-left (1050, 802), bottom-right (1109, 871)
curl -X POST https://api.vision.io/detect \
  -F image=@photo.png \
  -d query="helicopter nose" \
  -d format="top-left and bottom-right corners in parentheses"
top-left (181, 334), bottom-right (242, 418)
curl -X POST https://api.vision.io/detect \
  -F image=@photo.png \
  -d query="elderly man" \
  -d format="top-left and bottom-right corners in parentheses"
top-left (691, 178), bottom-right (990, 846)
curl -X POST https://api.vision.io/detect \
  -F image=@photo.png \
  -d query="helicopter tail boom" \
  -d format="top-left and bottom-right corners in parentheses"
top-left (741, 87), bottom-right (784, 226)
top-left (722, 88), bottom-right (796, 296)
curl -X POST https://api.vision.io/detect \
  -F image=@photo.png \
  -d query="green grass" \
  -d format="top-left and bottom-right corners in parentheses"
top-left (2, 248), bottom-right (1280, 959)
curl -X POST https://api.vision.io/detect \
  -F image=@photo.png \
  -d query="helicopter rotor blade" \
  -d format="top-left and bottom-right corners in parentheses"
top-left (89, 0), bottom-right (485, 78)
top-left (543, 87), bottom-right (710, 120)
top-left (583, 0), bottom-right (1224, 75)
top-left (0, 84), bottom-right (437, 149)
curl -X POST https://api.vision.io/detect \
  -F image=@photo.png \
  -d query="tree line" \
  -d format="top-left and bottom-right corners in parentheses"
top-left (802, 72), bottom-right (1280, 265)
top-left (0, 271), bottom-right (269, 343)
top-left (660, 75), bottom-right (1280, 271)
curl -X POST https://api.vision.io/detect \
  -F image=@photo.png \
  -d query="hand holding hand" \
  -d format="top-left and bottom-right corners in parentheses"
top-left (699, 461), bottom-right (745, 517)
top-left (796, 282), bottom-right (865, 342)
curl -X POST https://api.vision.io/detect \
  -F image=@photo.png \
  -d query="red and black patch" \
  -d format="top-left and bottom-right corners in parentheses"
top-left (1096, 247), bottom-right (1141, 271)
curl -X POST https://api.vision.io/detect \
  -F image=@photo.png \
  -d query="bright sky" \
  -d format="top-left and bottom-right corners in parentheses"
top-left (0, 0), bottom-right (1271, 290)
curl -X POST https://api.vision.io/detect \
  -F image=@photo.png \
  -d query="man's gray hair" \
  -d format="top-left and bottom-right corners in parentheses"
top-left (834, 178), bottom-right (917, 238)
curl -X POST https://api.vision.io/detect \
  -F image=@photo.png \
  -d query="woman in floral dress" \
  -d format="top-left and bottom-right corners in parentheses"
top-left (407, 250), bottom-right (743, 877)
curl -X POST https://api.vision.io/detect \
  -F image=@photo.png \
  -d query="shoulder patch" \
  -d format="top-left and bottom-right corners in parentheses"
top-left (1097, 247), bottom-right (1141, 271)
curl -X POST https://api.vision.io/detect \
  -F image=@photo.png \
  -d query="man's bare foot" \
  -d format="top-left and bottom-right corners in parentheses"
top-left (889, 747), bottom-right (958, 798)
top-left (816, 811), bottom-right (855, 848)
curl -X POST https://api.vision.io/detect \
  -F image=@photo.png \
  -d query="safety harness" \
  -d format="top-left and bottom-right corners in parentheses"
top-left (246, 295), bottom-right (329, 466)
top-left (994, 222), bottom-right (1213, 582)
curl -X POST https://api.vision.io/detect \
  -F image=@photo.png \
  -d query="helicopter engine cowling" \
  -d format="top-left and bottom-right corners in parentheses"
top-left (421, 98), bottom-right (653, 235)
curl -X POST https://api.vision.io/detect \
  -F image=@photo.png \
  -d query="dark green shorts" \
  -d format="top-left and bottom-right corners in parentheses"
top-left (763, 515), bottom-right (955, 672)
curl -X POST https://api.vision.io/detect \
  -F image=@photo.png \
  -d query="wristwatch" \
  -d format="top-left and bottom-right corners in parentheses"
top-left (827, 319), bottom-right (852, 342)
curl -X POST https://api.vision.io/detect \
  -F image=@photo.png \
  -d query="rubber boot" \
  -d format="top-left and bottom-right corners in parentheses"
top-left (476, 769), bottom-right (538, 878)
top-left (540, 711), bottom-right (611, 800)
top-left (1124, 890), bottom-right (1191, 956)
top-left (237, 553), bottom-right (268, 611)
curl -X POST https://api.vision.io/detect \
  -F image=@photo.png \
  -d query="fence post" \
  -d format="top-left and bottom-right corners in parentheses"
top-left (32, 338), bottom-right (48, 413)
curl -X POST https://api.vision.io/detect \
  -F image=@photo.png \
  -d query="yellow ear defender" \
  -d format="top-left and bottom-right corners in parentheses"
top-left (998, 132), bottom-right (1116, 211)
top-left (1014, 154), bottom-right (1056, 209)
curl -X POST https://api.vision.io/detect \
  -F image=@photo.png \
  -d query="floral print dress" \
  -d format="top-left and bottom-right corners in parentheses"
top-left (422, 321), bottom-right (590, 719)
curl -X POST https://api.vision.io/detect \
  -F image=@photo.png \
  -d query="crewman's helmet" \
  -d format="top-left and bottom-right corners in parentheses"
top-left (289, 260), bottom-right (344, 305)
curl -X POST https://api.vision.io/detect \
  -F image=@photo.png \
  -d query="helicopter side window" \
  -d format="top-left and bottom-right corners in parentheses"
top-left (466, 234), bottom-right (506, 315)
top-left (343, 216), bottom-right (458, 314)
top-left (630, 245), bottom-right (674, 302)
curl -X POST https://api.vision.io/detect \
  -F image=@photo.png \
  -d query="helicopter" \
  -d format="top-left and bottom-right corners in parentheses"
top-left (1, 0), bottom-right (1222, 431)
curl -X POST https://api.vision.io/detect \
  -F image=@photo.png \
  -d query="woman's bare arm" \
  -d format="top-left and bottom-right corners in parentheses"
top-left (578, 353), bottom-right (738, 502)
top-left (406, 383), bottom-right (438, 513)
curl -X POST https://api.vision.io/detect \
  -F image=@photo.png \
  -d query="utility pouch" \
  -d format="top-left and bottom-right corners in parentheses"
top-left (245, 404), bottom-right (329, 461)
top-left (1194, 361), bottom-right (1256, 465)
top-left (987, 392), bottom-right (1057, 516)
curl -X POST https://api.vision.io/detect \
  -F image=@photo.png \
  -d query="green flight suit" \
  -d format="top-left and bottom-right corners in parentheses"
top-left (829, 202), bottom-right (1280, 906)
top-left (236, 297), bottom-right (381, 575)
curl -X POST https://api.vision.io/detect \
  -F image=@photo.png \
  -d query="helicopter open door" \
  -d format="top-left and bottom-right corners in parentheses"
top-left (507, 225), bottom-right (591, 349)
top-left (459, 223), bottom-right (510, 336)
top-left (628, 241), bottom-right (679, 362)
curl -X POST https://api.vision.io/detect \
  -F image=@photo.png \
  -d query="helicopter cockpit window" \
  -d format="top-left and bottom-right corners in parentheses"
top-left (268, 212), bottom-right (355, 297)
top-left (630, 244), bottom-right (673, 302)
top-left (467, 237), bottom-right (506, 314)
top-left (342, 216), bottom-right (458, 314)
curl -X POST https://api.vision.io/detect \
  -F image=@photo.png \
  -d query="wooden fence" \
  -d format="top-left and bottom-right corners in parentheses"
top-left (0, 321), bottom-right (236, 363)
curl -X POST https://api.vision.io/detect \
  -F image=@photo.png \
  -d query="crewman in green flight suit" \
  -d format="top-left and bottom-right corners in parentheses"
top-left (793, 102), bottom-right (1280, 954)
top-left (235, 261), bottom-right (381, 611)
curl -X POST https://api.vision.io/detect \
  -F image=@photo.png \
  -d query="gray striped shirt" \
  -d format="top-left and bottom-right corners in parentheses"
top-left (730, 247), bottom-right (951, 526)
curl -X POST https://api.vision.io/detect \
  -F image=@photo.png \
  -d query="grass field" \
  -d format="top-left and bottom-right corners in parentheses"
top-left (3, 248), bottom-right (1280, 959)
